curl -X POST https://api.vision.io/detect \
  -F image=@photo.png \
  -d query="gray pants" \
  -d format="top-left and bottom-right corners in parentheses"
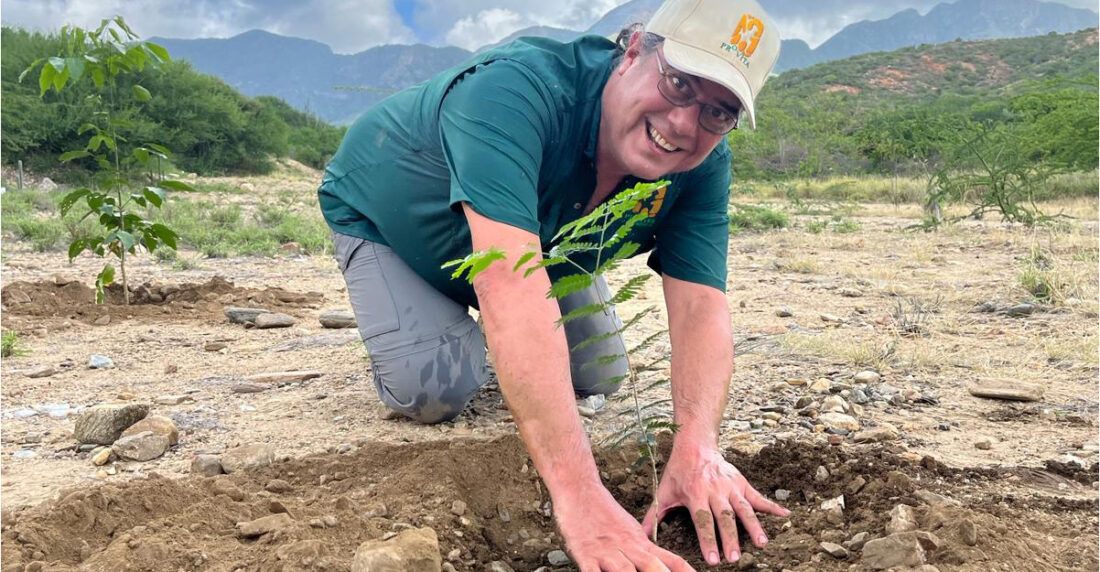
top-left (333, 233), bottom-right (627, 424)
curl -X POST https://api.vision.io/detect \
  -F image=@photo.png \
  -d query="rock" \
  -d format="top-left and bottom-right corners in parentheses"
top-left (854, 424), bottom-right (899, 443)
top-left (547, 550), bottom-right (570, 566)
top-left (839, 288), bottom-right (863, 298)
top-left (861, 533), bottom-right (926, 569)
top-left (237, 513), bottom-right (294, 538)
top-left (974, 440), bottom-right (993, 450)
top-left (736, 552), bottom-right (756, 569)
top-left (487, 562), bottom-right (515, 572)
top-left (815, 466), bottom-right (830, 483)
top-left (819, 412), bottom-right (860, 432)
top-left (450, 500), bottom-right (467, 516)
top-left (912, 531), bottom-right (942, 552)
top-left (266, 479), bottom-right (294, 493)
top-left (279, 242), bottom-right (301, 254)
top-left (844, 531), bottom-right (870, 551)
top-left (253, 313), bottom-right (295, 329)
top-left (1005, 303), bottom-right (1035, 317)
top-left (40, 177), bottom-right (58, 191)
top-left (362, 502), bottom-right (389, 518)
top-left (25, 365), bottom-right (56, 378)
top-left (88, 355), bottom-right (115, 369)
top-left (913, 490), bottom-right (959, 507)
top-left (351, 527), bottom-right (441, 572)
top-left (220, 443), bottom-right (275, 473)
top-left (820, 495), bottom-right (845, 524)
top-left (821, 396), bottom-right (848, 414)
top-left (959, 520), bottom-right (978, 546)
top-left (239, 182), bottom-right (256, 192)
top-left (164, 364), bottom-right (179, 374)
top-left (231, 383), bottom-right (267, 394)
top-left (245, 371), bottom-right (322, 384)
top-left (319, 310), bottom-right (357, 329)
top-left (853, 371), bottom-right (880, 383)
top-left (112, 431), bottom-right (169, 462)
top-left (809, 378), bottom-right (832, 393)
top-left (212, 478), bottom-right (247, 501)
top-left (820, 542), bottom-right (849, 559)
top-left (121, 415), bottom-right (180, 446)
top-left (820, 313), bottom-right (843, 323)
top-left (191, 455), bottom-right (224, 477)
top-left (577, 405), bottom-right (596, 418)
top-left (886, 471), bottom-right (913, 491)
top-left (795, 396), bottom-right (815, 408)
top-left (204, 341), bottom-right (227, 352)
top-left (775, 307), bottom-right (794, 317)
top-left (225, 307), bottom-right (272, 325)
top-left (73, 403), bottom-right (150, 445)
top-left (968, 380), bottom-right (1043, 402)
top-left (93, 315), bottom-right (111, 326)
top-left (91, 447), bottom-right (113, 466)
top-left (887, 504), bottom-right (918, 534)
top-left (154, 394), bottom-right (193, 406)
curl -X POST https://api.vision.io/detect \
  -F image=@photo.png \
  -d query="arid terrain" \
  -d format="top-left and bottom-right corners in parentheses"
top-left (1, 167), bottom-right (1097, 571)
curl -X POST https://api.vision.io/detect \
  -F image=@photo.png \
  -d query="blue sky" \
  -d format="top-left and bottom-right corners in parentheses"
top-left (1, 0), bottom-right (1096, 53)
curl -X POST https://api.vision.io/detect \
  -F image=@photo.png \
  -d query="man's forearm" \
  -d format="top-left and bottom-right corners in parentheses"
top-left (475, 265), bottom-right (604, 500)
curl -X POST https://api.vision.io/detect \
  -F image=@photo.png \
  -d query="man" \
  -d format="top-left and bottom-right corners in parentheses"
top-left (319, 0), bottom-right (788, 568)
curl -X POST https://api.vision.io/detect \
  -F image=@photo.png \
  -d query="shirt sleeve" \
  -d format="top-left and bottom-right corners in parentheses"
top-left (647, 144), bottom-right (732, 291)
top-left (439, 60), bottom-right (554, 236)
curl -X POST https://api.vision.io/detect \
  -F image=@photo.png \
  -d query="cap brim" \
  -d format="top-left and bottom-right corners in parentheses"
top-left (661, 38), bottom-right (758, 130)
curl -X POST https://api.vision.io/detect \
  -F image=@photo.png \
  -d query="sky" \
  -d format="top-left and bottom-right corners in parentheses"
top-left (1, 0), bottom-right (1096, 53)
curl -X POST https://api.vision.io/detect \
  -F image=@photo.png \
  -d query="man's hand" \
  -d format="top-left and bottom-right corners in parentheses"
top-left (642, 442), bottom-right (789, 566)
top-left (556, 482), bottom-right (695, 572)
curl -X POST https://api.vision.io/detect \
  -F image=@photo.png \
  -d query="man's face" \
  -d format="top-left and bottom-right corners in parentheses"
top-left (601, 40), bottom-right (741, 181)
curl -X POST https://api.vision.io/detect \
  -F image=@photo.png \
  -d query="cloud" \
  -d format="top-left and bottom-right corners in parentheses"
top-left (0, 0), bottom-right (415, 53)
top-left (418, 0), bottom-right (627, 49)
top-left (445, 8), bottom-right (525, 50)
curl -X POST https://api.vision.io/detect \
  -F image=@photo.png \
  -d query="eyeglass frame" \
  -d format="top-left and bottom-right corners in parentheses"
top-left (653, 49), bottom-right (743, 134)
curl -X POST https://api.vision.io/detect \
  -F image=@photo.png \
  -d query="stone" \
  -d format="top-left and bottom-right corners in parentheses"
top-left (25, 365), bottom-right (56, 378)
top-left (88, 354), bottom-right (115, 369)
top-left (735, 552), bottom-right (756, 569)
top-left (237, 513), bottom-right (294, 538)
top-left (795, 396), bottom-right (815, 408)
top-left (774, 489), bottom-right (790, 501)
top-left (231, 383), bottom-right (267, 394)
top-left (819, 412), bottom-right (860, 432)
top-left (547, 550), bottom-right (570, 566)
top-left (959, 520), bottom-right (978, 546)
top-left (775, 307), bottom-right (794, 317)
top-left (488, 562), bottom-right (515, 572)
top-left (887, 504), bottom-right (918, 534)
top-left (225, 307), bottom-right (272, 325)
top-left (351, 527), bottom-right (442, 572)
top-left (220, 443), bottom-right (275, 473)
top-left (121, 415), bottom-right (180, 446)
top-left (844, 531), bottom-right (870, 551)
top-left (191, 455), bottom-right (223, 477)
top-left (73, 403), bottom-right (150, 445)
top-left (820, 313), bottom-right (843, 323)
top-left (245, 370), bottom-right (322, 384)
top-left (846, 476), bottom-right (867, 495)
top-left (820, 542), bottom-right (849, 559)
top-left (204, 341), bottom-right (227, 352)
top-left (815, 466), bottom-right (830, 483)
top-left (212, 478), bottom-right (247, 501)
top-left (164, 364), bottom-right (179, 374)
top-left (91, 447), bottom-right (113, 466)
top-left (886, 471), bottom-right (913, 491)
top-left (1005, 303), bottom-right (1035, 317)
top-left (319, 310), bottom-right (357, 329)
top-left (450, 500), bottom-right (467, 516)
top-left (40, 177), bottom-right (59, 191)
top-left (861, 533), bottom-right (926, 569)
top-left (912, 531), bottom-right (942, 552)
top-left (93, 315), bottom-right (112, 326)
top-left (820, 495), bottom-right (845, 524)
top-left (253, 313), bottom-right (295, 329)
top-left (112, 431), bottom-right (170, 462)
top-left (266, 479), bottom-right (294, 493)
top-left (821, 396), bottom-right (848, 414)
top-left (854, 424), bottom-right (899, 443)
top-left (809, 379), bottom-right (832, 393)
top-left (974, 440), bottom-right (992, 450)
top-left (154, 394), bottom-right (193, 406)
top-left (853, 371), bottom-right (880, 384)
top-left (239, 182), bottom-right (256, 192)
top-left (968, 380), bottom-right (1043, 402)
top-left (913, 490), bottom-right (959, 507)
top-left (839, 288), bottom-right (863, 298)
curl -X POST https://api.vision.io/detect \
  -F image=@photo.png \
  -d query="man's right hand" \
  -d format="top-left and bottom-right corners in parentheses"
top-left (554, 482), bottom-right (695, 572)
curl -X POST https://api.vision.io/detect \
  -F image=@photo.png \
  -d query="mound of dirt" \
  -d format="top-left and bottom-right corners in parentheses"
top-left (1, 276), bottom-right (324, 327)
top-left (1, 437), bottom-right (1095, 572)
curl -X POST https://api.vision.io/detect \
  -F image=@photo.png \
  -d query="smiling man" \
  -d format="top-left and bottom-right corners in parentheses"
top-left (319, 0), bottom-right (786, 569)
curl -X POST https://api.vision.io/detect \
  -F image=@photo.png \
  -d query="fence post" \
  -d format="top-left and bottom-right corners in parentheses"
top-left (17, 160), bottom-right (24, 191)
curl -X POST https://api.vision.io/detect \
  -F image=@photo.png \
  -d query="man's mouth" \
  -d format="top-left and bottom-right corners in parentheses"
top-left (646, 121), bottom-right (680, 153)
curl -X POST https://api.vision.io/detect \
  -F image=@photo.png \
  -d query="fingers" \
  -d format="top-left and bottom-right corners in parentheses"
top-left (744, 486), bottom-right (791, 517)
top-left (689, 505), bottom-right (721, 566)
top-left (641, 496), bottom-right (678, 539)
top-left (710, 495), bottom-right (741, 563)
top-left (730, 491), bottom-right (767, 548)
top-left (624, 544), bottom-right (695, 572)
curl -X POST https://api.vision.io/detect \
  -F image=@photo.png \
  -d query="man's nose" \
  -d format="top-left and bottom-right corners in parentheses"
top-left (666, 103), bottom-right (699, 138)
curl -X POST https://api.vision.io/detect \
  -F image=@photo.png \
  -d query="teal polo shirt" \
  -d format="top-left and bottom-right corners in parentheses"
top-left (318, 35), bottom-right (732, 309)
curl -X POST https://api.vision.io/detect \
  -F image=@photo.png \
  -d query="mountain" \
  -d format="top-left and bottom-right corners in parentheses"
top-left (151, 30), bottom-right (472, 125)
top-left (153, 0), bottom-right (1097, 124)
top-left (477, 26), bottom-right (582, 53)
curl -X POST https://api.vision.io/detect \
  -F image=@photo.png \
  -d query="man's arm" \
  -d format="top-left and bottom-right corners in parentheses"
top-left (463, 204), bottom-right (694, 572)
top-left (642, 274), bottom-right (789, 566)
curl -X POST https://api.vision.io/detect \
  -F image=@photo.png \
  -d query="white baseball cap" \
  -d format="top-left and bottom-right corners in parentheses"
top-left (646, 0), bottom-right (781, 130)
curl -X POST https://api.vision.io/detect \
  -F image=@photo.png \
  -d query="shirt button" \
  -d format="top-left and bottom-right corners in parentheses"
top-left (573, 202), bottom-right (583, 210)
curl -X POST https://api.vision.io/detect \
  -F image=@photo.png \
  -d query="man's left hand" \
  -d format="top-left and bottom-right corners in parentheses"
top-left (641, 441), bottom-right (790, 566)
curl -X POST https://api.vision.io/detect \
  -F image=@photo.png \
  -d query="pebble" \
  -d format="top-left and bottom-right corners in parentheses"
top-left (968, 380), bottom-right (1043, 402)
top-left (319, 310), bottom-right (357, 329)
top-left (154, 395), bottom-right (193, 406)
top-left (821, 396), bottom-right (848, 414)
top-left (225, 307), bottom-right (272, 325)
top-left (846, 475), bottom-right (867, 495)
top-left (192, 455), bottom-right (223, 476)
top-left (809, 379), bottom-right (832, 393)
top-left (775, 307), bottom-right (794, 317)
top-left (974, 440), bottom-right (992, 450)
top-left (839, 288), bottom-right (863, 298)
top-left (90, 448), bottom-right (113, 466)
top-left (237, 513), bottom-right (295, 538)
top-left (220, 443), bottom-right (275, 473)
top-left (547, 550), bottom-right (570, 566)
top-left (887, 504), bottom-right (918, 534)
top-left (245, 371), bottom-right (322, 384)
top-left (73, 403), bottom-right (150, 445)
top-left (12, 450), bottom-right (36, 459)
top-left (820, 495), bottom-right (845, 525)
top-left (488, 562), bottom-right (515, 572)
top-left (88, 355), bottom-right (115, 369)
top-left (815, 466), bottom-right (830, 482)
top-left (861, 533), bottom-right (926, 569)
top-left (844, 531), bottom-right (870, 551)
top-left (231, 383), bottom-right (267, 394)
top-left (853, 371), bottom-right (880, 383)
top-left (25, 365), bottom-right (57, 378)
top-left (853, 424), bottom-right (899, 443)
top-left (112, 431), bottom-right (169, 462)
top-left (736, 552), bottom-right (756, 569)
top-left (265, 479), bottom-right (294, 493)
top-left (959, 519), bottom-right (978, 546)
top-left (774, 489), bottom-right (791, 501)
top-left (450, 500), bottom-right (467, 516)
top-left (253, 313), bottom-right (296, 329)
top-left (1005, 303), bottom-right (1035, 317)
top-left (204, 341), bottom-right (228, 352)
top-left (820, 542), bottom-right (849, 559)
top-left (818, 412), bottom-right (860, 432)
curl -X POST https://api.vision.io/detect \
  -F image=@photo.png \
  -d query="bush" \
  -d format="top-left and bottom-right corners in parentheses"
top-left (728, 204), bottom-right (789, 233)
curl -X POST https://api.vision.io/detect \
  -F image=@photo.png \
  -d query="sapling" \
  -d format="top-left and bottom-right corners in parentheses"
top-left (21, 16), bottom-right (192, 303)
top-left (446, 180), bottom-right (678, 542)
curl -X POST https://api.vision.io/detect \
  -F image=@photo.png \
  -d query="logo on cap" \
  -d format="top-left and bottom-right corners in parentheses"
top-left (720, 13), bottom-right (764, 66)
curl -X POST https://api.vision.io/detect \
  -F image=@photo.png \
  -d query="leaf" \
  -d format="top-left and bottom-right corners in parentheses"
top-left (18, 58), bottom-right (43, 84)
top-left (149, 224), bottom-right (178, 249)
top-left (512, 250), bottom-right (538, 273)
top-left (143, 187), bottom-right (166, 208)
top-left (548, 273), bottom-right (593, 299)
top-left (116, 231), bottom-right (136, 252)
top-left (557, 302), bottom-right (607, 326)
top-left (96, 264), bottom-right (116, 305)
top-left (579, 353), bottom-right (625, 372)
top-left (132, 84), bottom-right (152, 102)
top-left (628, 330), bottom-right (666, 356)
top-left (444, 248), bottom-right (506, 283)
top-left (158, 180), bottom-right (193, 191)
top-left (67, 239), bottom-right (86, 261)
top-left (77, 122), bottom-right (99, 135)
top-left (611, 275), bottom-right (652, 304)
top-left (145, 142), bottom-right (172, 157)
top-left (47, 56), bottom-right (65, 73)
top-left (65, 57), bottom-right (85, 82)
top-left (91, 67), bottom-right (105, 90)
top-left (132, 147), bottom-right (149, 164)
top-left (59, 188), bottom-right (92, 216)
top-left (38, 63), bottom-right (55, 96)
top-left (59, 150), bottom-right (91, 163)
top-left (145, 42), bottom-right (171, 63)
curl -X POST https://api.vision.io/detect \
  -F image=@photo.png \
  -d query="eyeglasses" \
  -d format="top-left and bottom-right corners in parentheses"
top-left (655, 52), bottom-right (742, 134)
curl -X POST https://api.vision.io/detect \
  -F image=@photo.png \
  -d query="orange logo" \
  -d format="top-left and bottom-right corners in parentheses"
top-left (633, 186), bottom-right (667, 218)
top-left (729, 14), bottom-right (765, 57)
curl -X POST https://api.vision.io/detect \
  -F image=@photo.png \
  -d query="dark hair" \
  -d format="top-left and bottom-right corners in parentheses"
top-left (613, 23), bottom-right (664, 67)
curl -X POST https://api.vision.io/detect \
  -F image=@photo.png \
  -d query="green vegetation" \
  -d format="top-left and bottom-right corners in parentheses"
top-left (2, 25), bottom-right (345, 177)
top-left (1, 330), bottom-right (29, 358)
top-left (728, 204), bottom-right (789, 233)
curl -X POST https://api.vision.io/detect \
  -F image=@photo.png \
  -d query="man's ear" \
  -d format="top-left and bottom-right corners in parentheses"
top-left (617, 31), bottom-right (645, 76)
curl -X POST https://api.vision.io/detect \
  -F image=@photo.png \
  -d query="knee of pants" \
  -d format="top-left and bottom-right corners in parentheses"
top-left (571, 352), bottom-right (627, 397)
top-left (367, 325), bottom-right (489, 424)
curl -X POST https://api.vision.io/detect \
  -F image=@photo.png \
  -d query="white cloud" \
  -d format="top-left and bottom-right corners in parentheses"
top-left (444, 8), bottom-right (525, 50)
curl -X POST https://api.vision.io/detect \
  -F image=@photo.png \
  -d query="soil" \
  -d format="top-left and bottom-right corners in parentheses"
top-left (2, 169), bottom-right (1097, 571)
